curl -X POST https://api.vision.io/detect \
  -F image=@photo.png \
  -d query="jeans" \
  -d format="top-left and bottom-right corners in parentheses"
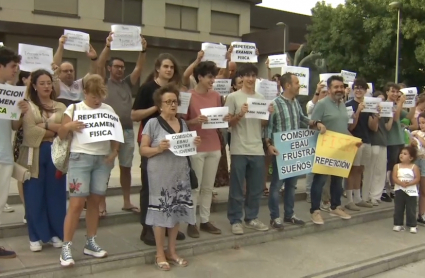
top-left (228, 155), bottom-right (265, 224)
top-left (310, 174), bottom-right (343, 214)
top-left (268, 158), bottom-right (298, 219)
top-left (394, 190), bottom-right (417, 227)
top-left (305, 173), bottom-right (313, 194)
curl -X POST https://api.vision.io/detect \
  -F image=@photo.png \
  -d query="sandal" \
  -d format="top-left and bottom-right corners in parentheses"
top-left (155, 256), bottom-right (170, 271)
top-left (166, 254), bottom-right (188, 267)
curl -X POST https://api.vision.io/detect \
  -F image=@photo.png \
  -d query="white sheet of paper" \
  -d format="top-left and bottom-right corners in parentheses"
top-left (347, 106), bottom-right (354, 124)
top-left (0, 42), bottom-right (3, 47)
top-left (213, 79), bottom-right (231, 96)
top-left (341, 70), bottom-right (356, 84)
top-left (230, 42), bottom-right (257, 63)
top-left (255, 79), bottom-right (278, 100)
top-left (319, 73), bottom-right (341, 91)
top-left (400, 185), bottom-right (419, 197)
top-left (401, 87), bottom-right (418, 108)
top-left (281, 66), bottom-right (310, 95)
top-left (347, 82), bottom-right (373, 101)
top-left (165, 131), bottom-right (197, 157)
top-left (201, 107), bottom-right (229, 129)
top-left (245, 98), bottom-right (272, 120)
top-left (378, 102), bottom-right (394, 118)
top-left (18, 43), bottom-right (53, 73)
top-left (73, 109), bottom-right (124, 144)
top-left (177, 92), bottom-right (191, 114)
top-left (111, 25), bottom-right (143, 51)
top-left (64, 29), bottom-right (90, 52)
top-left (201, 43), bottom-right (227, 68)
top-left (0, 84), bottom-right (26, 120)
top-left (268, 54), bottom-right (287, 68)
top-left (362, 97), bottom-right (381, 113)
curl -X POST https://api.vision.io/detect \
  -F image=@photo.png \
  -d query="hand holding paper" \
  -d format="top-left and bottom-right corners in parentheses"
top-left (193, 136), bottom-right (201, 147)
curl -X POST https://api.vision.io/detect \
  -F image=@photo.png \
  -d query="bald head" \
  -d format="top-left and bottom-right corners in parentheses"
top-left (59, 61), bottom-right (75, 86)
top-left (228, 62), bottom-right (237, 78)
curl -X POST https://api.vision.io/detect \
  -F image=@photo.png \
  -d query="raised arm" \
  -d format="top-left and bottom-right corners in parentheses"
top-left (129, 37), bottom-right (147, 86)
top-left (53, 35), bottom-right (66, 67)
top-left (182, 51), bottom-right (204, 87)
top-left (97, 32), bottom-right (113, 80)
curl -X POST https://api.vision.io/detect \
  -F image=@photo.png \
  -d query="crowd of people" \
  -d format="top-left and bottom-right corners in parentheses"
top-left (0, 30), bottom-right (423, 272)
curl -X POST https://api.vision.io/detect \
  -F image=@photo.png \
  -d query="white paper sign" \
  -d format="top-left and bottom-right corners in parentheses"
top-left (111, 25), bottom-right (143, 51)
top-left (347, 82), bottom-right (373, 101)
top-left (341, 70), bottom-right (357, 84)
top-left (401, 87), bottom-right (418, 108)
top-left (0, 42), bottom-right (3, 47)
top-left (362, 97), bottom-right (381, 113)
top-left (165, 131), bottom-right (197, 157)
top-left (230, 42), bottom-right (257, 63)
top-left (255, 79), bottom-right (278, 100)
top-left (213, 79), bottom-right (231, 96)
top-left (400, 185), bottom-right (419, 197)
top-left (268, 54), bottom-right (287, 68)
top-left (281, 66), bottom-right (310, 95)
top-left (64, 30), bottom-right (90, 52)
top-left (73, 109), bottom-right (124, 144)
top-left (200, 107), bottom-right (229, 129)
top-left (245, 98), bottom-right (272, 120)
top-left (177, 92), bottom-right (192, 114)
top-left (379, 102), bottom-right (394, 118)
top-left (0, 84), bottom-right (26, 120)
top-left (18, 44), bottom-right (53, 73)
top-left (201, 43), bottom-right (227, 68)
top-left (347, 106), bottom-right (354, 124)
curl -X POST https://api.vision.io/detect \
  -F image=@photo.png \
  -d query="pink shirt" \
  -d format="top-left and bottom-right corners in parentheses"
top-left (184, 89), bottom-right (222, 152)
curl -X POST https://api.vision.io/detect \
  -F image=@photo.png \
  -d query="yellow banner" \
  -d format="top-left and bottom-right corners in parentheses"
top-left (312, 131), bottom-right (361, 178)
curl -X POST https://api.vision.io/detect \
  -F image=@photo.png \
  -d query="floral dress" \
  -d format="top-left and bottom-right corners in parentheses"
top-left (13, 127), bottom-right (24, 161)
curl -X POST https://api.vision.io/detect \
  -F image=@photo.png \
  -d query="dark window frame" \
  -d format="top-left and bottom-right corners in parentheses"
top-left (32, 0), bottom-right (80, 18)
top-left (165, 4), bottom-right (198, 31)
top-left (103, 0), bottom-right (143, 26)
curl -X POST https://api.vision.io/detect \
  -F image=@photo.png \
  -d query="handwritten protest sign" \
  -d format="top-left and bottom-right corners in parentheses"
top-left (165, 131), bottom-right (197, 156)
top-left (18, 44), bottom-right (53, 73)
top-left (255, 79), bottom-right (278, 100)
top-left (111, 25), bottom-right (142, 51)
top-left (200, 107), bottom-right (229, 129)
top-left (64, 30), bottom-right (90, 52)
top-left (177, 92), bottom-right (191, 114)
top-left (362, 97), bottom-right (381, 113)
top-left (347, 106), bottom-right (354, 124)
top-left (281, 66), bottom-right (309, 95)
top-left (230, 42), bottom-right (257, 63)
top-left (341, 70), bottom-right (356, 84)
top-left (312, 131), bottom-right (361, 178)
top-left (399, 185), bottom-right (419, 197)
top-left (213, 79), bottom-right (231, 96)
top-left (273, 129), bottom-right (318, 179)
top-left (0, 84), bottom-right (26, 120)
top-left (379, 102), bottom-right (394, 118)
top-left (201, 43), bottom-right (227, 68)
top-left (268, 54), bottom-right (287, 68)
top-left (245, 98), bottom-right (272, 120)
top-left (73, 109), bottom-right (124, 144)
top-left (401, 87), bottom-right (418, 108)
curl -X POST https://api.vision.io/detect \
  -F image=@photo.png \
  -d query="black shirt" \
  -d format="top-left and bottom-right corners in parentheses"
top-left (132, 80), bottom-right (161, 127)
top-left (345, 99), bottom-right (372, 143)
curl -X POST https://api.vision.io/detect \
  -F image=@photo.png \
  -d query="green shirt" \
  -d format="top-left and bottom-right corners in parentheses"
top-left (311, 96), bottom-right (349, 135)
top-left (387, 108), bottom-right (408, 146)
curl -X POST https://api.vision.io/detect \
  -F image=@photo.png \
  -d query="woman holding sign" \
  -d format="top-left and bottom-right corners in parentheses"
top-left (140, 84), bottom-right (201, 271)
top-left (17, 69), bottom-right (67, 252)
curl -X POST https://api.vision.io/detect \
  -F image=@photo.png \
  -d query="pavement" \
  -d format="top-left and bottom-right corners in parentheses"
top-left (370, 260), bottom-right (425, 278)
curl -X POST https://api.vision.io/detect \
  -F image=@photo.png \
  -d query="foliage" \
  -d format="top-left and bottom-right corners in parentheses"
top-left (306, 0), bottom-right (425, 90)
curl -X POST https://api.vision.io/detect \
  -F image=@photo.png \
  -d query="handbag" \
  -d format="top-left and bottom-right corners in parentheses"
top-left (51, 104), bottom-right (76, 173)
top-left (156, 116), bottom-right (199, 189)
top-left (12, 163), bottom-right (31, 183)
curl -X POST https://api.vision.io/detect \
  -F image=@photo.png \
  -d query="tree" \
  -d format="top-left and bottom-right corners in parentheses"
top-left (306, 0), bottom-right (425, 90)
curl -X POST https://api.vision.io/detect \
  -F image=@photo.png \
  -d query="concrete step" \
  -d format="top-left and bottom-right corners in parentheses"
top-left (0, 199), bottom-right (394, 278)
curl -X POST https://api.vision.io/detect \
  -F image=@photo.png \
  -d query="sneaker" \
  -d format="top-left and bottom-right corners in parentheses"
top-left (330, 206), bottom-right (351, 219)
top-left (187, 224), bottom-right (200, 238)
top-left (356, 200), bottom-right (373, 208)
top-left (311, 210), bottom-right (324, 225)
top-left (3, 204), bottom-right (14, 213)
top-left (370, 199), bottom-right (379, 206)
top-left (393, 225), bottom-right (405, 232)
top-left (418, 216), bottom-right (425, 226)
top-left (270, 218), bottom-right (284, 230)
top-left (29, 241), bottom-right (42, 252)
top-left (231, 223), bottom-right (244, 235)
top-left (381, 193), bottom-right (392, 202)
top-left (345, 202), bottom-right (360, 211)
top-left (83, 236), bottom-right (107, 258)
top-left (390, 192), bottom-right (395, 199)
top-left (244, 219), bottom-right (269, 231)
top-left (23, 217), bottom-right (27, 224)
top-left (60, 242), bottom-right (75, 267)
top-left (49, 237), bottom-right (63, 248)
top-left (284, 215), bottom-right (305, 226)
top-left (306, 194), bottom-right (311, 203)
top-left (320, 201), bottom-right (331, 212)
top-left (200, 222), bottom-right (221, 234)
top-left (343, 191), bottom-right (347, 198)
top-left (0, 246), bottom-right (16, 258)
top-left (410, 227), bottom-right (418, 234)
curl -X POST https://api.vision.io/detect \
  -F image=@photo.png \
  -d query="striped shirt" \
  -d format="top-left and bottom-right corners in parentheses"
top-left (267, 95), bottom-right (310, 140)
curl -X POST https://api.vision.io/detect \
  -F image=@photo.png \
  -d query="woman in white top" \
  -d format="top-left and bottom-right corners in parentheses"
top-left (58, 74), bottom-right (120, 267)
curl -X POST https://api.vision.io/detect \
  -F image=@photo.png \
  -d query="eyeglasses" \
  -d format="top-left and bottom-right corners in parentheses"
top-left (163, 100), bottom-right (179, 106)
top-left (112, 65), bottom-right (125, 70)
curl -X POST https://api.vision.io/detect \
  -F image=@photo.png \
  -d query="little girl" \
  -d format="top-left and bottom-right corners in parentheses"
top-left (392, 146), bottom-right (420, 233)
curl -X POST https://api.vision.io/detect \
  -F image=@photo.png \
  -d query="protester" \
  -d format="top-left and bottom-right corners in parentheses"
top-left (411, 112), bottom-right (425, 225)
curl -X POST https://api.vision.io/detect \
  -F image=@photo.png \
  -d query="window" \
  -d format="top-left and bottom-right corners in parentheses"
top-left (211, 11), bottom-right (239, 36)
top-left (104, 0), bottom-right (143, 26)
top-left (34, 0), bottom-right (78, 16)
top-left (165, 4), bottom-right (198, 31)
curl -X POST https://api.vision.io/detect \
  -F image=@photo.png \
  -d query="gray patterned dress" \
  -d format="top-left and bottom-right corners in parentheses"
top-left (143, 118), bottom-right (195, 228)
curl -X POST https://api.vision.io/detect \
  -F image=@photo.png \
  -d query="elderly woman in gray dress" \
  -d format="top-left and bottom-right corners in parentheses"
top-left (140, 84), bottom-right (201, 271)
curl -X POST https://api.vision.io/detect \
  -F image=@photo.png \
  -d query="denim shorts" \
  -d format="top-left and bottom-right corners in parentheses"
top-left (416, 158), bottom-right (425, 177)
top-left (67, 152), bottom-right (113, 197)
top-left (117, 129), bottom-right (135, 168)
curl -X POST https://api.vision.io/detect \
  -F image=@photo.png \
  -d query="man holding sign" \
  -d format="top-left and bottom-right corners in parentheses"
top-left (265, 73), bottom-right (326, 229)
